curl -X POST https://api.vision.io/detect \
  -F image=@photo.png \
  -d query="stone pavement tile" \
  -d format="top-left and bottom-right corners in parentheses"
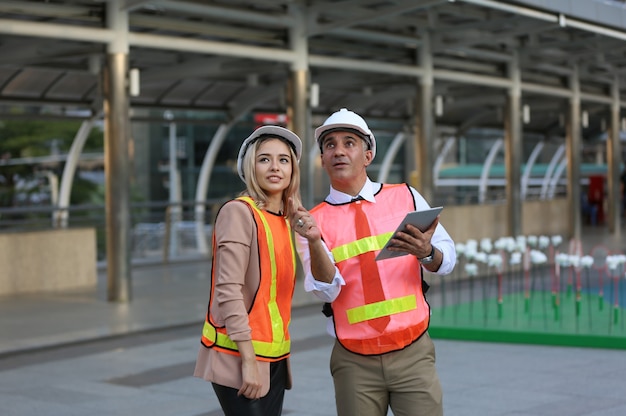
top-left (3, 329), bottom-right (626, 416)
top-left (284, 340), bottom-right (335, 415)
top-left (435, 339), bottom-right (626, 416)
top-left (587, 406), bottom-right (626, 416)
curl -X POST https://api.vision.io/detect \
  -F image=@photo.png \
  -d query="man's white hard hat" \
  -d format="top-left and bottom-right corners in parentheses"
top-left (314, 108), bottom-right (376, 159)
top-left (237, 125), bottom-right (302, 182)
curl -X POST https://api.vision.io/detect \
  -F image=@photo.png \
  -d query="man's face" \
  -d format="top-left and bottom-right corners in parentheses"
top-left (319, 130), bottom-right (373, 185)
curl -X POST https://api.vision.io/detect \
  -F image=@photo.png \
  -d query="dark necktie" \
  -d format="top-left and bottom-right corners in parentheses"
top-left (352, 197), bottom-right (390, 332)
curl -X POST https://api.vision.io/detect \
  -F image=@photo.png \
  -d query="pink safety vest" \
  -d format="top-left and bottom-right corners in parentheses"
top-left (311, 184), bottom-right (430, 355)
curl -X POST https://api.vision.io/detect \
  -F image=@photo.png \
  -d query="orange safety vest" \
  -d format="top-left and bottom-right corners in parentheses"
top-left (200, 196), bottom-right (296, 361)
top-left (311, 184), bottom-right (430, 355)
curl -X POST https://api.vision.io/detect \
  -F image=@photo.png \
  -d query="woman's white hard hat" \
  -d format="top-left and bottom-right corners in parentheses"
top-left (314, 108), bottom-right (376, 159)
top-left (237, 125), bottom-right (302, 182)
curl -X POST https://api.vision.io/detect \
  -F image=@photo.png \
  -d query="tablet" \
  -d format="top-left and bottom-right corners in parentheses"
top-left (375, 206), bottom-right (443, 261)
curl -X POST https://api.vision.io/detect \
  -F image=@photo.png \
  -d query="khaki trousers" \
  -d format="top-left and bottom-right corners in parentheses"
top-left (330, 332), bottom-right (443, 416)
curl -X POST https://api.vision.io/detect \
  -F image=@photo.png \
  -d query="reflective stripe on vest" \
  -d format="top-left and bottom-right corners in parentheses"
top-left (331, 232), bottom-right (393, 263)
top-left (346, 294), bottom-right (417, 324)
top-left (201, 196), bottom-right (294, 360)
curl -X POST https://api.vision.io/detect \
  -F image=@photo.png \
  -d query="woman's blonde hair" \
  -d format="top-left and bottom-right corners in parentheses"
top-left (240, 135), bottom-right (301, 216)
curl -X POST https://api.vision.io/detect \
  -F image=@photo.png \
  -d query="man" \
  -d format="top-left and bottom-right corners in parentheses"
top-left (292, 108), bottom-right (456, 416)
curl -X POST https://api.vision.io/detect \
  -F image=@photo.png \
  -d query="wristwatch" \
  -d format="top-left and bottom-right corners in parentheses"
top-left (419, 246), bottom-right (436, 264)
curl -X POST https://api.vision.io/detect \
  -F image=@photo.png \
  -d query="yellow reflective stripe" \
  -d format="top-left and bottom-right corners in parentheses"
top-left (202, 321), bottom-right (291, 356)
top-left (331, 232), bottom-right (393, 263)
top-left (346, 295), bottom-right (417, 324)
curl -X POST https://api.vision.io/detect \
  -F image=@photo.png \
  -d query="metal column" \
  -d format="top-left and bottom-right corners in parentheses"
top-left (566, 67), bottom-right (582, 242)
top-left (505, 52), bottom-right (522, 237)
top-left (104, 0), bottom-right (132, 302)
top-left (415, 30), bottom-right (434, 203)
top-left (608, 78), bottom-right (622, 237)
top-left (288, 70), bottom-right (309, 203)
top-left (167, 119), bottom-right (181, 259)
top-left (288, 3), bottom-right (312, 208)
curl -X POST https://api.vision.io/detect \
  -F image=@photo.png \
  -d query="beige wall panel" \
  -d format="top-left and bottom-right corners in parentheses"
top-left (0, 228), bottom-right (97, 296)
top-left (441, 199), bottom-right (569, 244)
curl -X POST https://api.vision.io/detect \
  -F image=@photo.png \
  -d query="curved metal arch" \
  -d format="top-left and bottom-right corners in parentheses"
top-left (547, 157), bottom-right (568, 199)
top-left (433, 136), bottom-right (456, 187)
top-left (521, 141), bottom-right (544, 200)
top-left (377, 132), bottom-right (405, 184)
top-left (54, 114), bottom-right (100, 228)
top-left (540, 144), bottom-right (565, 200)
top-left (194, 123), bottom-right (234, 255)
top-left (479, 138), bottom-right (503, 203)
top-left (193, 84), bottom-right (285, 253)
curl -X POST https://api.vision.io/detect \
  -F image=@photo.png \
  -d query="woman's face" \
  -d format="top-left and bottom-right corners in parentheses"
top-left (254, 138), bottom-right (293, 196)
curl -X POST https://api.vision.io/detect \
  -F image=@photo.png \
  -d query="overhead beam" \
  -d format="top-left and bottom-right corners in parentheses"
top-left (459, 0), bottom-right (626, 42)
top-left (129, 32), bottom-right (296, 63)
top-left (0, 18), bottom-right (116, 43)
top-left (0, 1), bottom-right (98, 20)
top-left (139, 0), bottom-right (293, 28)
top-left (309, 0), bottom-right (447, 36)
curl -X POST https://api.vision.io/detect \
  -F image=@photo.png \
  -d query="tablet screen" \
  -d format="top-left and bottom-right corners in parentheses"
top-left (375, 206), bottom-right (443, 261)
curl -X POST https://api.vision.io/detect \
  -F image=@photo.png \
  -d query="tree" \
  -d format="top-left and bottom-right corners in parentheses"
top-left (0, 117), bottom-right (103, 208)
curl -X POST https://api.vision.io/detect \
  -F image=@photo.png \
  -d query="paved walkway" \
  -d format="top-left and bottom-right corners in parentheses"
top-left (0, 225), bottom-right (625, 415)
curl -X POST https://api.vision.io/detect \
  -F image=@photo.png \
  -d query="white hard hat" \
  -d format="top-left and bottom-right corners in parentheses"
top-left (314, 108), bottom-right (376, 159)
top-left (237, 125), bottom-right (302, 182)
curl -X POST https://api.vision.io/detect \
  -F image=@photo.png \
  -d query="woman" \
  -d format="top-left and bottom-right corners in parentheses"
top-left (194, 125), bottom-right (302, 416)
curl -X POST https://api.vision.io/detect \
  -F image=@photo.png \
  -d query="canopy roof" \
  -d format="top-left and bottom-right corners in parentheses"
top-left (1, 0), bottom-right (626, 138)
